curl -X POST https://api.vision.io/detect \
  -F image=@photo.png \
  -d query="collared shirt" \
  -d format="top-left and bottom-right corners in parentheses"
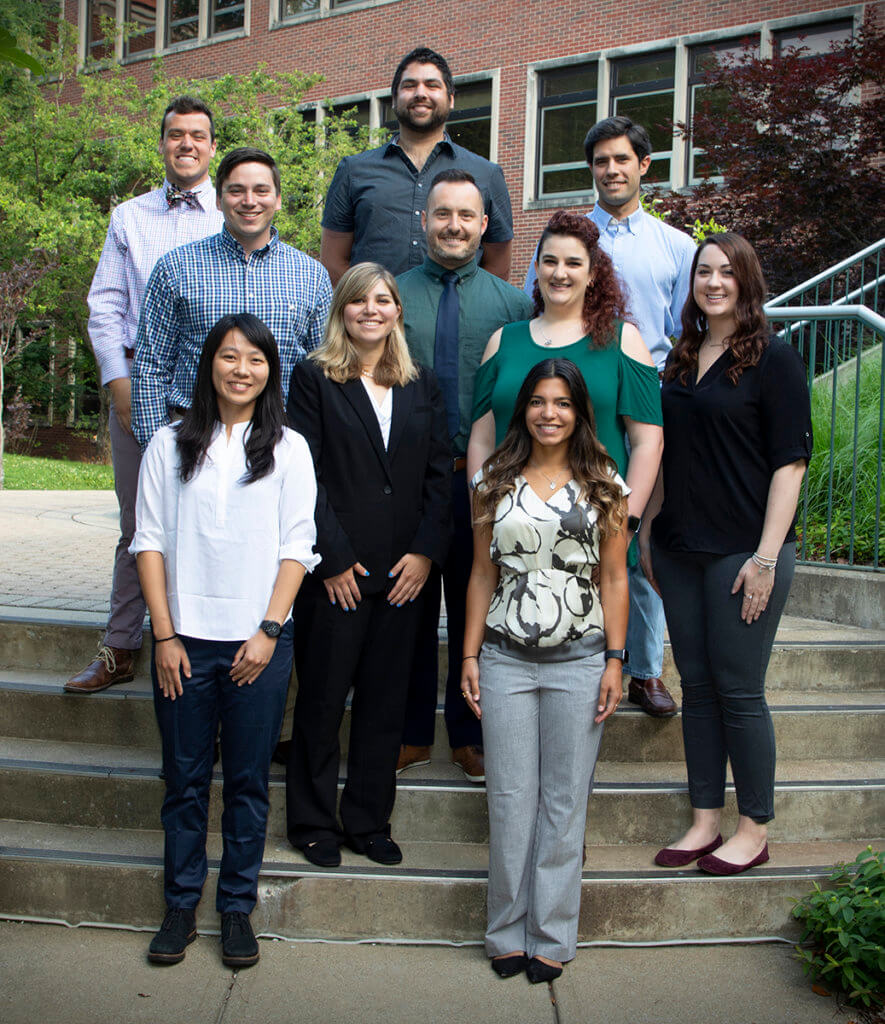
top-left (397, 256), bottom-right (534, 455)
top-left (87, 179), bottom-right (223, 385)
top-left (131, 225), bottom-right (332, 449)
top-left (322, 134), bottom-right (514, 276)
top-left (524, 204), bottom-right (696, 370)
top-left (131, 422), bottom-right (320, 641)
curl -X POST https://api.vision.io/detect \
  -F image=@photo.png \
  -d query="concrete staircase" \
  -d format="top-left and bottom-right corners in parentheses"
top-left (0, 606), bottom-right (882, 944)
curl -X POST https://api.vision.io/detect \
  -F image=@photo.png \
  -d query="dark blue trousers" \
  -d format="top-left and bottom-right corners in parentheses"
top-left (153, 622), bottom-right (293, 914)
top-left (402, 469), bottom-right (482, 749)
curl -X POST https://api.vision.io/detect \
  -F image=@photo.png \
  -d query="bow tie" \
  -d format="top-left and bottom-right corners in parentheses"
top-left (166, 185), bottom-right (200, 209)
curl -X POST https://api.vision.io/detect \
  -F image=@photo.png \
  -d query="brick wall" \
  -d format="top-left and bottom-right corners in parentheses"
top-left (62, 0), bottom-right (883, 281)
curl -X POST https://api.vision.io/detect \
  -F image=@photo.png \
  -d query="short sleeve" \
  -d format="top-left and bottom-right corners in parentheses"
top-left (320, 159), bottom-right (354, 232)
top-left (482, 164), bottom-right (514, 243)
top-left (611, 470), bottom-right (631, 500)
top-left (760, 341), bottom-right (813, 470)
top-left (471, 352), bottom-right (499, 422)
top-left (616, 349), bottom-right (663, 426)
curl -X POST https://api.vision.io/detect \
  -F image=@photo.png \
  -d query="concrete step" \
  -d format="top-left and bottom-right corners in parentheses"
top-left (1, 737), bottom-right (881, 844)
top-left (2, 614), bottom-right (884, 690)
top-left (2, 672), bottom-right (882, 762)
top-left (0, 819), bottom-right (875, 942)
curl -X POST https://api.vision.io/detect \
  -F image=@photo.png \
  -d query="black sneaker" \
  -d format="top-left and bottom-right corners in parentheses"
top-left (147, 907), bottom-right (197, 965)
top-left (221, 911), bottom-right (260, 968)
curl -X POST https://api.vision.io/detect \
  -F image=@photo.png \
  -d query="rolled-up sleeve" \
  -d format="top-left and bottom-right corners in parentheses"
top-left (278, 431), bottom-right (321, 572)
top-left (761, 342), bottom-right (813, 470)
top-left (129, 430), bottom-right (170, 556)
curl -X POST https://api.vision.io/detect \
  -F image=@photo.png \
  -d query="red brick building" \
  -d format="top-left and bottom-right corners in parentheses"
top-left (69, 0), bottom-right (882, 279)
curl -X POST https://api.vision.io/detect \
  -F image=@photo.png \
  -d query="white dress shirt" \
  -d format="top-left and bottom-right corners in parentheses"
top-left (361, 379), bottom-right (393, 448)
top-left (131, 422), bottom-right (320, 641)
top-left (87, 178), bottom-right (223, 385)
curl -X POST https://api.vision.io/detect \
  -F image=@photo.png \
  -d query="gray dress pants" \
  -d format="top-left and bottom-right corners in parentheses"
top-left (480, 633), bottom-right (606, 963)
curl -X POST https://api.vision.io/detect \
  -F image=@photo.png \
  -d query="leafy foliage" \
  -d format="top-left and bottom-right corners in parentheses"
top-left (792, 847), bottom-right (885, 1011)
top-left (658, 25), bottom-right (885, 297)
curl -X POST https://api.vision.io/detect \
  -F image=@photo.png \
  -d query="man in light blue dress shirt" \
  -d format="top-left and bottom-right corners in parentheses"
top-left (525, 116), bottom-right (696, 716)
top-left (67, 97), bottom-right (223, 695)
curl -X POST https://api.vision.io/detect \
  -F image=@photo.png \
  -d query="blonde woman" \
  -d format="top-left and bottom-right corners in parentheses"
top-left (285, 263), bottom-right (452, 868)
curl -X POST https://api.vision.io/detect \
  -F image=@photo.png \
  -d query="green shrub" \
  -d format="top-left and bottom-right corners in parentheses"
top-left (798, 346), bottom-right (882, 565)
top-left (792, 847), bottom-right (885, 1011)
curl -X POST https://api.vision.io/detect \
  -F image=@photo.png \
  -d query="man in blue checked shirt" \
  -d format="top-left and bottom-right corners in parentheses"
top-left (131, 146), bottom-right (332, 450)
top-left (67, 96), bottom-right (224, 695)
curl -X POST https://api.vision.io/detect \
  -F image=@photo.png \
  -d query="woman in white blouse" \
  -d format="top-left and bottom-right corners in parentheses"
top-left (132, 313), bottom-right (319, 970)
top-left (285, 263), bottom-right (451, 871)
top-left (462, 358), bottom-right (629, 983)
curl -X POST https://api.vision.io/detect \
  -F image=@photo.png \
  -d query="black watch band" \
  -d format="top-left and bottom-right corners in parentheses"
top-left (627, 514), bottom-right (642, 533)
top-left (259, 619), bottom-right (282, 638)
top-left (605, 648), bottom-right (628, 663)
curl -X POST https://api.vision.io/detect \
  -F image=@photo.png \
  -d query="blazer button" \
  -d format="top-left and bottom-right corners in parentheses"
top-left (383, 485), bottom-right (392, 495)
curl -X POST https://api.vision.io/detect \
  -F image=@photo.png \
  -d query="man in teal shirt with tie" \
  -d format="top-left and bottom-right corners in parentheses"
top-left (396, 169), bottom-right (533, 782)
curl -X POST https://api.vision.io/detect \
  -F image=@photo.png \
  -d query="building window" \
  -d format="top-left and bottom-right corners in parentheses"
top-left (123, 0), bottom-right (157, 56)
top-left (209, 0), bottom-right (244, 35)
top-left (330, 99), bottom-right (371, 140)
top-left (686, 36), bottom-right (758, 183)
top-left (165, 0), bottom-right (199, 45)
top-left (86, 0), bottom-right (116, 60)
top-left (536, 63), bottom-right (597, 198)
top-left (609, 50), bottom-right (675, 185)
top-left (773, 19), bottom-right (853, 57)
top-left (280, 0), bottom-right (319, 13)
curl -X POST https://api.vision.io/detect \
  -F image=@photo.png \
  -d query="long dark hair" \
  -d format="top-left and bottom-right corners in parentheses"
top-left (473, 359), bottom-right (625, 537)
top-left (175, 313), bottom-right (285, 484)
top-left (666, 232), bottom-right (769, 386)
top-left (531, 210), bottom-right (630, 348)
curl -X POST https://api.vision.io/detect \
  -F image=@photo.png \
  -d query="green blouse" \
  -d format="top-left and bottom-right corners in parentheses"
top-left (471, 319), bottom-right (663, 477)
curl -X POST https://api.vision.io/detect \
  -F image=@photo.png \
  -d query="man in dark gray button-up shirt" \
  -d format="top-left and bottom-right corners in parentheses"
top-left (320, 47), bottom-right (514, 284)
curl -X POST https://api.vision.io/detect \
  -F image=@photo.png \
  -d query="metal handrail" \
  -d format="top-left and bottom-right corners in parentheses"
top-left (767, 238), bottom-right (885, 307)
top-left (765, 304), bottom-right (885, 334)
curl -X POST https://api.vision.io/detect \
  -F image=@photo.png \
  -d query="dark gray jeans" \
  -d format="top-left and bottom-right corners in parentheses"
top-left (651, 542), bottom-right (796, 824)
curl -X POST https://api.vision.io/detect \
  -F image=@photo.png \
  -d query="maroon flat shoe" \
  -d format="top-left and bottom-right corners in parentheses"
top-left (654, 834), bottom-right (723, 867)
top-left (697, 843), bottom-right (770, 875)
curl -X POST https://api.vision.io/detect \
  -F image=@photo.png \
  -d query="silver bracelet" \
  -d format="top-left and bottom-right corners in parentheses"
top-left (752, 552), bottom-right (777, 573)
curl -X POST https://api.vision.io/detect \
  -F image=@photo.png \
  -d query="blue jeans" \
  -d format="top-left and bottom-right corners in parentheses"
top-left (625, 560), bottom-right (665, 679)
top-left (153, 622), bottom-right (293, 914)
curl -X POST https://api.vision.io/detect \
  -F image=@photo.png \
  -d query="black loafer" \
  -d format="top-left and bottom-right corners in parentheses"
top-left (220, 911), bottom-right (259, 968)
top-left (526, 957), bottom-right (563, 984)
top-left (347, 833), bottom-right (403, 865)
top-left (148, 907), bottom-right (196, 965)
top-left (491, 953), bottom-right (528, 978)
top-left (298, 837), bottom-right (341, 868)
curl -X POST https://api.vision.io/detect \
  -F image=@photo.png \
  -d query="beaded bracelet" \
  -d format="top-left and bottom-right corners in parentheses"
top-left (751, 552), bottom-right (777, 573)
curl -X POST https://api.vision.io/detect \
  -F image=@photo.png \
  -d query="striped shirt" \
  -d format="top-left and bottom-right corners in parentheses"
top-left (131, 225), bottom-right (332, 448)
top-left (87, 179), bottom-right (223, 386)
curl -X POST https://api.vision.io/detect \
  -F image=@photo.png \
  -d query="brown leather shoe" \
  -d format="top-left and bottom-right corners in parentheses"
top-left (452, 745), bottom-right (485, 783)
top-left (396, 744), bottom-right (432, 775)
top-left (628, 677), bottom-right (677, 717)
top-left (65, 646), bottom-right (136, 693)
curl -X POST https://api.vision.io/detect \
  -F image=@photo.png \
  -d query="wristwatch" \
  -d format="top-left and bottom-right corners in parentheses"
top-left (605, 649), bottom-right (629, 663)
top-left (627, 514), bottom-right (642, 534)
top-left (259, 619), bottom-right (282, 638)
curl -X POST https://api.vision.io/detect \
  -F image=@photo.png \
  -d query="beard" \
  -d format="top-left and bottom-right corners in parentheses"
top-left (393, 99), bottom-right (450, 134)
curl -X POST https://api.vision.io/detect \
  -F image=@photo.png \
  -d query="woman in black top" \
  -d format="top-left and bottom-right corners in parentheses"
top-left (640, 233), bottom-right (812, 875)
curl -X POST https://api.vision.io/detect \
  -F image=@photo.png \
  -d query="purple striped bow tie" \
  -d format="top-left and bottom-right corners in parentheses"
top-left (166, 185), bottom-right (199, 209)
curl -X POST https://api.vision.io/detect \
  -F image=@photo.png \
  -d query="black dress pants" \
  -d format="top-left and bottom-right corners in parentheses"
top-left (651, 542), bottom-right (796, 824)
top-left (286, 577), bottom-right (421, 845)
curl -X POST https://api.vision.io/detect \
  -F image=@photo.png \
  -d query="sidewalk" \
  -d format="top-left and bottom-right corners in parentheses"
top-left (0, 921), bottom-right (845, 1024)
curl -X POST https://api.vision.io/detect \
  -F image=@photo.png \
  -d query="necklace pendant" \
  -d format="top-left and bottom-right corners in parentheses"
top-left (549, 481), bottom-right (556, 490)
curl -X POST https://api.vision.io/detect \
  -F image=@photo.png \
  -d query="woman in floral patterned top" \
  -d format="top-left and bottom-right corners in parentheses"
top-left (462, 358), bottom-right (629, 983)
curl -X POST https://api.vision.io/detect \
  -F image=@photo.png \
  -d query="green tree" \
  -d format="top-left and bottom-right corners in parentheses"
top-left (0, 16), bottom-right (368, 473)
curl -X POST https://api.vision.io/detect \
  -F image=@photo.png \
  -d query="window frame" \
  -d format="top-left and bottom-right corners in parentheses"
top-left (535, 62), bottom-right (598, 200)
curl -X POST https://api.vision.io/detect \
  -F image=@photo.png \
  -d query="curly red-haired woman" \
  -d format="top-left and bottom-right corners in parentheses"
top-left (468, 209), bottom-right (663, 601)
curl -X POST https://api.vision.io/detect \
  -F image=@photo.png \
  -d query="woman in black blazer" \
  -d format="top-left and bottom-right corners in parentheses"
top-left (286, 262), bottom-right (452, 868)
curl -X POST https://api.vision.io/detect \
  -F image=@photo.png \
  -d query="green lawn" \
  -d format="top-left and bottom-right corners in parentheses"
top-left (3, 453), bottom-right (114, 490)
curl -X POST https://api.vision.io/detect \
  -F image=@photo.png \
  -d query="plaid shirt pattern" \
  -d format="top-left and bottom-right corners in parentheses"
top-left (131, 226), bottom-right (332, 448)
top-left (87, 179), bottom-right (223, 386)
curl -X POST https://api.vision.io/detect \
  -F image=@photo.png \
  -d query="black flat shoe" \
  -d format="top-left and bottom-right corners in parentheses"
top-left (526, 957), bottom-right (563, 984)
top-left (491, 953), bottom-right (528, 978)
top-left (346, 833), bottom-right (403, 865)
top-left (298, 838), bottom-right (341, 868)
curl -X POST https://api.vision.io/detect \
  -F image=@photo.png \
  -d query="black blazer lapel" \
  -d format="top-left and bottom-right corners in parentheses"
top-left (339, 378), bottom-right (392, 479)
top-left (386, 378), bottom-right (415, 463)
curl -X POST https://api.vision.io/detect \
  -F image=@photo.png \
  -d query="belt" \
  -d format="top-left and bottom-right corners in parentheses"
top-left (483, 627), bottom-right (606, 663)
top-left (453, 457), bottom-right (467, 472)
